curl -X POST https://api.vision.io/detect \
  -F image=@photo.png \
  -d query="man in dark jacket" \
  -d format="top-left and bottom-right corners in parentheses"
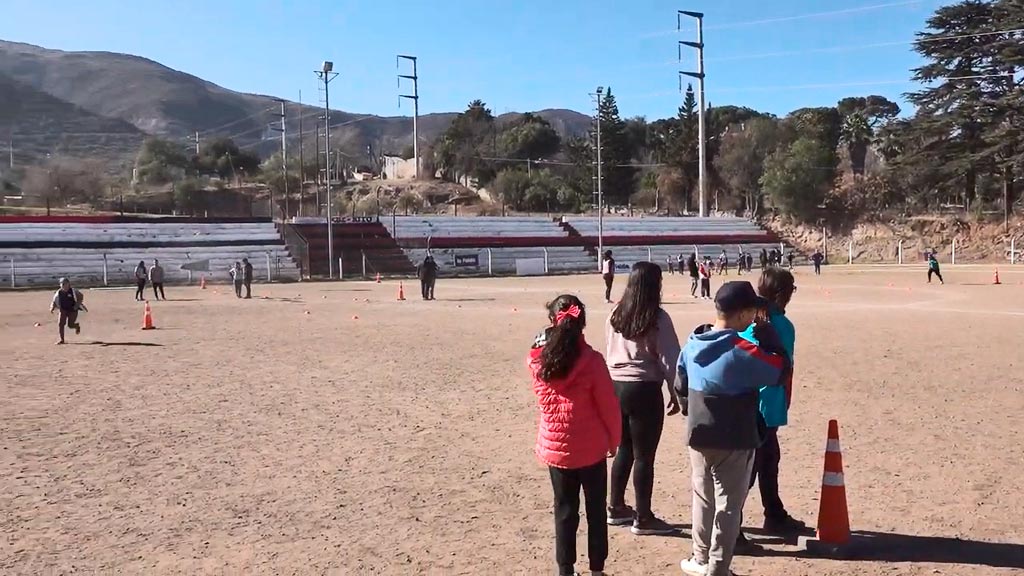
top-left (419, 254), bottom-right (438, 300)
top-left (676, 281), bottom-right (790, 576)
top-left (687, 254), bottom-right (699, 298)
top-left (242, 258), bottom-right (254, 299)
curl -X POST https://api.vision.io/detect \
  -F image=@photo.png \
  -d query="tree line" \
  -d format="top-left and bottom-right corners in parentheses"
top-left (428, 0), bottom-right (1024, 223)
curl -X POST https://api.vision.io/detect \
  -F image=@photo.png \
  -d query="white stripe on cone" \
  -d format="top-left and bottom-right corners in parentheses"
top-left (822, 471), bottom-right (845, 487)
top-left (826, 439), bottom-right (841, 453)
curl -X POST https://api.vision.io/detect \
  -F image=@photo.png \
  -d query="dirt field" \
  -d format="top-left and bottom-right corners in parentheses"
top-left (3, 265), bottom-right (1024, 576)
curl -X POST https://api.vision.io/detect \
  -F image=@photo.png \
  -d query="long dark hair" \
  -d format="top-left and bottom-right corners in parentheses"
top-left (609, 262), bottom-right (662, 340)
top-left (539, 294), bottom-right (587, 382)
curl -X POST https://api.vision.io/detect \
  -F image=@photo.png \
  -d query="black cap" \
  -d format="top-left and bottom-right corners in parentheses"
top-left (715, 281), bottom-right (767, 314)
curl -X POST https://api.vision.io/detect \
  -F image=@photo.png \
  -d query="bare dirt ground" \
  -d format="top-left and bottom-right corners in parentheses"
top-left (2, 265), bottom-right (1024, 576)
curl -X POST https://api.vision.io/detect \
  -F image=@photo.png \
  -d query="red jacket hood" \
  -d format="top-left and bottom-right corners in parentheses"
top-left (528, 334), bottom-right (594, 388)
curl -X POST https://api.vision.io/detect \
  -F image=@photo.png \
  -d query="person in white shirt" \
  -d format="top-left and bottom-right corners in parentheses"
top-left (601, 250), bottom-right (615, 303)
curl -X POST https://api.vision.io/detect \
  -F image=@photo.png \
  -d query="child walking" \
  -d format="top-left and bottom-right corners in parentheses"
top-left (50, 277), bottom-right (87, 345)
top-left (529, 295), bottom-right (622, 576)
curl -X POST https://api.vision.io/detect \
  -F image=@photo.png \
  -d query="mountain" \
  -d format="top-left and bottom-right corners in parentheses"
top-left (0, 40), bottom-right (593, 167)
top-left (0, 71), bottom-right (144, 171)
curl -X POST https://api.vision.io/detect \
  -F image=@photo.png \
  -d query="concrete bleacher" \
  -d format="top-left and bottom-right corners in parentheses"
top-left (386, 216), bottom-right (567, 242)
top-left (0, 219), bottom-right (300, 288)
top-left (566, 216), bottom-right (771, 238)
top-left (404, 246), bottom-right (594, 276)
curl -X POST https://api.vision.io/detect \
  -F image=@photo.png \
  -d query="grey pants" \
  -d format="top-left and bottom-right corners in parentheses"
top-left (689, 447), bottom-right (755, 576)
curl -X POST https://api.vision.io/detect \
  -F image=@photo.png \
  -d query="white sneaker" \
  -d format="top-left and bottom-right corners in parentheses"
top-left (679, 557), bottom-right (707, 575)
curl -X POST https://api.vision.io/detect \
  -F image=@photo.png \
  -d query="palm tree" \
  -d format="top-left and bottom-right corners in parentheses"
top-left (841, 112), bottom-right (872, 177)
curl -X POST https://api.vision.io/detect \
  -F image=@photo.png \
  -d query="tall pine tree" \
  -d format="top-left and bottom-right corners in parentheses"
top-left (596, 88), bottom-right (636, 205)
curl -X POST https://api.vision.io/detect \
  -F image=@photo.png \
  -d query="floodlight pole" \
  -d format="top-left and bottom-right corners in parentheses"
top-left (315, 62), bottom-right (339, 279)
top-left (679, 10), bottom-right (707, 217)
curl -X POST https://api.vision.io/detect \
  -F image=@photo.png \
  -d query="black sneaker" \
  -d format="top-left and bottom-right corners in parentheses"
top-left (763, 514), bottom-right (808, 534)
top-left (631, 515), bottom-right (679, 536)
top-left (606, 505), bottom-right (635, 526)
top-left (734, 530), bottom-right (756, 554)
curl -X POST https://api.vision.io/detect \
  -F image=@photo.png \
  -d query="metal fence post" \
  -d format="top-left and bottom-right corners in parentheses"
top-left (543, 247), bottom-right (549, 274)
top-left (9, 257), bottom-right (14, 288)
top-left (1012, 238), bottom-right (1017, 265)
top-left (898, 239), bottom-right (904, 265)
top-left (951, 239), bottom-right (957, 265)
top-left (361, 251), bottom-right (367, 278)
top-left (848, 241), bottom-right (853, 265)
top-left (647, 247), bottom-right (653, 262)
top-left (487, 248), bottom-right (493, 276)
top-left (338, 256), bottom-right (344, 280)
top-left (266, 251), bottom-right (272, 282)
top-left (102, 254), bottom-right (109, 286)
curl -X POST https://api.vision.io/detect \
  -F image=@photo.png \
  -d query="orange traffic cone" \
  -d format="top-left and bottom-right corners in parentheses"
top-left (397, 282), bottom-right (406, 301)
top-left (994, 269), bottom-right (1001, 285)
top-left (817, 419), bottom-right (850, 545)
top-left (141, 301), bottom-right (156, 330)
top-left (200, 276), bottom-right (207, 289)
top-left (375, 272), bottom-right (381, 283)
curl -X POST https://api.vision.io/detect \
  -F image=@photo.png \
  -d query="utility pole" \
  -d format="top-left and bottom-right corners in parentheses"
top-left (298, 90), bottom-right (305, 217)
top-left (591, 87), bottom-right (605, 272)
top-left (397, 55), bottom-right (420, 179)
top-left (679, 10), bottom-right (707, 217)
top-left (272, 98), bottom-right (289, 220)
top-left (315, 61), bottom-right (339, 279)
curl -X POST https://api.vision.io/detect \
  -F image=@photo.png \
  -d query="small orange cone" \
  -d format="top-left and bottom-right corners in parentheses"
top-left (397, 282), bottom-right (406, 301)
top-left (200, 276), bottom-right (206, 289)
top-left (375, 272), bottom-right (381, 283)
top-left (816, 420), bottom-right (850, 546)
top-left (994, 269), bottom-right (1001, 285)
top-left (141, 301), bottom-right (156, 330)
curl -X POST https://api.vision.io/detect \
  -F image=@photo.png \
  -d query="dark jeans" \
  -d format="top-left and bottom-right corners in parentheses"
top-left (700, 278), bottom-right (711, 298)
top-left (420, 277), bottom-right (435, 300)
top-left (813, 262), bottom-right (822, 275)
top-left (690, 275), bottom-right (698, 296)
top-left (152, 282), bottom-right (165, 300)
top-left (550, 459), bottom-right (608, 575)
top-left (603, 274), bottom-right (613, 302)
top-left (233, 280), bottom-right (243, 298)
top-left (58, 309), bottom-right (79, 342)
top-left (244, 280), bottom-right (252, 299)
top-left (610, 381), bottom-right (665, 521)
top-left (928, 269), bottom-right (943, 283)
top-left (749, 427), bottom-right (787, 519)
top-left (135, 279), bottom-right (146, 301)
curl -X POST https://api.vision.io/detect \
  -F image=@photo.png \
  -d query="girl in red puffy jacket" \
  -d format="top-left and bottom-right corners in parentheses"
top-left (528, 294), bottom-right (622, 576)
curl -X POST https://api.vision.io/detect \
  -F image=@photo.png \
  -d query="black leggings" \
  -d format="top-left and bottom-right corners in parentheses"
top-left (690, 275), bottom-right (698, 296)
top-left (749, 426), bottom-right (787, 519)
top-left (550, 459), bottom-right (607, 575)
top-left (928, 269), bottom-right (943, 283)
top-left (135, 279), bottom-right (146, 300)
top-left (700, 278), bottom-right (711, 298)
top-left (603, 274), bottom-right (614, 302)
top-left (610, 381), bottom-right (665, 521)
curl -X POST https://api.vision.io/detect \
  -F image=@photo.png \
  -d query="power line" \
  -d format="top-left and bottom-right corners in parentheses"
top-left (197, 106), bottom-right (276, 136)
top-left (640, 0), bottom-right (933, 38)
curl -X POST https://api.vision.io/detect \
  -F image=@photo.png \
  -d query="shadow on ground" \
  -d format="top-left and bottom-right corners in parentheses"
top-left (78, 341), bottom-right (163, 347)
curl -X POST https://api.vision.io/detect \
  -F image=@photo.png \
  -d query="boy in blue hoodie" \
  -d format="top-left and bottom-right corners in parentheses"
top-left (676, 281), bottom-right (790, 576)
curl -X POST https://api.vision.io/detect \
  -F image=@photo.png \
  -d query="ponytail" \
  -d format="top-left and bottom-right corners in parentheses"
top-left (539, 295), bottom-right (587, 382)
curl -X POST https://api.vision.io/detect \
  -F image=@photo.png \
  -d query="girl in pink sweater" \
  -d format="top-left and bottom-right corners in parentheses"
top-left (529, 294), bottom-right (622, 576)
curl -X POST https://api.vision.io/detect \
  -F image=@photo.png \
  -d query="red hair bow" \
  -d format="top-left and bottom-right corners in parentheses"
top-left (555, 304), bottom-right (581, 325)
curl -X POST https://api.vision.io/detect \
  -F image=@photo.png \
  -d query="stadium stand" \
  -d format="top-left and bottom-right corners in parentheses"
top-left (0, 217), bottom-right (300, 288)
top-left (289, 219), bottom-right (416, 278)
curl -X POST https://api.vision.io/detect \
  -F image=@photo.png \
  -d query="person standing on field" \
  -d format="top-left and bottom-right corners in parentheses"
top-left (601, 251), bottom-right (616, 304)
top-left (605, 262), bottom-right (682, 536)
top-left (745, 252), bottom-right (754, 274)
top-left (676, 281), bottom-right (790, 576)
top-left (229, 261), bottom-right (244, 298)
top-left (699, 257), bottom-right (712, 300)
top-left (718, 250), bottom-right (729, 276)
top-left (50, 277), bottom-right (86, 345)
top-left (529, 294), bottom-right (621, 576)
top-left (149, 259), bottom-right (166, 300)
top-left (242, 258), bottom-right (254, 298)
top-left (688, 254), bottom-right (699, 298)
top-left (134, 260), bottom-right (148, 301)
top-left (419, 254), bottom-right (439, 301)
top-left (927, 253), bottom-right (944, 284)
top-left (786, 251), bottom-right (795, 270)
top-left (811, 250), bottom-right (824, 276)
top-left (666, 255), bottom-right (675, 275)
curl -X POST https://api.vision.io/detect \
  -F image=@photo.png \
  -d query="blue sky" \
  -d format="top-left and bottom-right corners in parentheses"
top-left (0, 0), bottom-right (947, 120)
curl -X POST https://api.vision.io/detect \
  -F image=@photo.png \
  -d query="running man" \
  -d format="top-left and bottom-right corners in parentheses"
top-left (50, 277), bottom-right (86, 345)
top-left (927, 253), bottom-right (944, 284)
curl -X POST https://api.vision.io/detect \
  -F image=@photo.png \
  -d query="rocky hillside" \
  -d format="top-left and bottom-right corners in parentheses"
top-left (0, 72), bottom-right (143, 170)
top-left (0, 40), bottom-right (593, 165)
